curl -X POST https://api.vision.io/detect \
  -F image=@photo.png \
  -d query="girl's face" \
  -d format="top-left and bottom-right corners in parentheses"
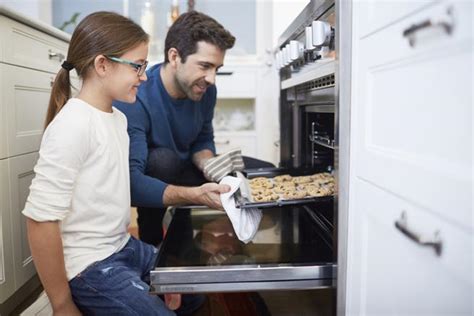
top-left (107, 42), bottom-right (149, 103)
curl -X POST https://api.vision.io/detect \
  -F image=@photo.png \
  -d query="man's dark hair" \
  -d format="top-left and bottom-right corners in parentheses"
top-left (164, 11), bottom-right (235, 63)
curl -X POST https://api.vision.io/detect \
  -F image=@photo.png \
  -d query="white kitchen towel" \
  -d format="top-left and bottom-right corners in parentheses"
top-left (219, 176), bottom-right (262, 243)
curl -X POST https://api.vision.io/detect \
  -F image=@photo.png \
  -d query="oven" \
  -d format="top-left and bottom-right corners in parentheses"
top-left (150, 0), bottom-right (339, 302)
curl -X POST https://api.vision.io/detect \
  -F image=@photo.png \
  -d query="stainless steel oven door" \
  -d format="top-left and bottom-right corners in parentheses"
top-left (150, 206), bottom-right (336, 294)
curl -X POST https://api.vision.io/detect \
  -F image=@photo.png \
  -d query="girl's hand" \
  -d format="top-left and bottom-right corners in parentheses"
top-left (53, 300), bottom-right (82, 316)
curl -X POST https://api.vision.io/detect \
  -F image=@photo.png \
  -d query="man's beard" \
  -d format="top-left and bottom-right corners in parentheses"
top-left (175, 75), bottom-right (207, 101)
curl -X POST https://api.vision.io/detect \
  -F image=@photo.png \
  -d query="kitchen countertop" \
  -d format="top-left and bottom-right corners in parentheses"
top-left (0, 5), bottom-right (70, 42)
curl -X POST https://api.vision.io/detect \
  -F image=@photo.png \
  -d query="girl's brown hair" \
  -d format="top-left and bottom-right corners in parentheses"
top-left (45, 11), bottom-right (149, 128)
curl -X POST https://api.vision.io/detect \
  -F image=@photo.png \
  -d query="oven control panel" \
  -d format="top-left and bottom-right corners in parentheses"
top-left (275, 1), bottom-right (335, 79)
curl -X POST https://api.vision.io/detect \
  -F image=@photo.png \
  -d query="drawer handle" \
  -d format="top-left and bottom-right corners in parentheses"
top-left (402, 7), bottom-right (454, 47)
top-left (48, 49), bottom-right (65, 62)
top-left (394, 211), bottom-right (442, 256)
top-left (215, 140), bottom-right (230, 145)
top-left (216, 71), bottom-right (234, 76)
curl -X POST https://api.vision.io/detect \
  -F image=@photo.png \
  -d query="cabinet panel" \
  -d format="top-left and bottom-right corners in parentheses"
top-left (0, 64), bottom-right (53, 159)
top-left (216, 66), bottom-right (257, 98)
top-left (9, 153), bottom-right (38, 289)
top-left (0, 159), bottom-right (15, 304)
top-left (353, 0), bottom-right (473, 229)
top-left (214, 132), bottom-right (257, 157)
top-left (0, 16), bottom-right (68, 73)
top-left (349, 179), bottom-right (472, 316)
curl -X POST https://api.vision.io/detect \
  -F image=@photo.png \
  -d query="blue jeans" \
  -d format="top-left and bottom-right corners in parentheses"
top-left (69, 237), bottom-right (174, 315)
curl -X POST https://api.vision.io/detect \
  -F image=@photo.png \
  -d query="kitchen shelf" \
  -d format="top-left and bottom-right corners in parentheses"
top-left (310, 135), bottom-right (335, 150)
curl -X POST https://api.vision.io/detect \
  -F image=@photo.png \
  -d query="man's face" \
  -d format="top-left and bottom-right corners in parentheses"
top-left (174, 41), bottom-right (225, 101)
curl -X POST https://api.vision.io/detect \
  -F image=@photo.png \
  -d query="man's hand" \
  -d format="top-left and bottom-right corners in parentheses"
top-left (194, 183), bottom-right (231, 209)
top-left (163, 183), bottom-right (231, 209)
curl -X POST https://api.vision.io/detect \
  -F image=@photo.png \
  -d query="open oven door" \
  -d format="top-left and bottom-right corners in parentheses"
top-left (150, 205), bottom-right (336, 294)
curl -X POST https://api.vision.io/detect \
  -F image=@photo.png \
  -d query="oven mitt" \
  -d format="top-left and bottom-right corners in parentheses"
top-left (219, 175), bottom-right (262, 243)
top-left (203, 148), bottom-right (245, 182)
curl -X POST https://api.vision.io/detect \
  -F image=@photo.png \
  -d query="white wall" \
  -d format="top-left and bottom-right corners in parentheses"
top-left (0, 0), bottom-right (52, 25)
top-left (271, 0), bottom-right (309, 49)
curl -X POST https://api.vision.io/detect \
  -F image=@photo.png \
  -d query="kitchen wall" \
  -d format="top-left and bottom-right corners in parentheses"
top-left (272, 0), bottom-right (309, 48)
top-left (0, 0), bottom-right (52, 24)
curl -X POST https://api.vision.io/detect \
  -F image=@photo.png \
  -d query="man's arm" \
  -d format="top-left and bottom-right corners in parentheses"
top-left (117, 100), bottom-right (229, 209)
top-left (116, 100), bottom-right (170, 208)
top-left (192, 149), bottom-right (215, 171)
top-left (26, 219), bottom-right (81, 315)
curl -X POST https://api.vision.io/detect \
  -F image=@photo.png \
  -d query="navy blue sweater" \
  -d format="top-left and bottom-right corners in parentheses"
top-left (114, 63), bottom-right (216, 207)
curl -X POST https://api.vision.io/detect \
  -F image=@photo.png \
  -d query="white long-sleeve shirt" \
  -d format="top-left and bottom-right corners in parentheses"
top-left (22, 98), bottom-right (131, 280)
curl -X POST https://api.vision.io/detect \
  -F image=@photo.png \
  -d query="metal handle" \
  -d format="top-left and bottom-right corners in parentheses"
top-left (215, 140), bottom-right (230, 145)
top-left (48, 49), bottom-right (65, 62)
top-left (402, 7), bottom-right (454, 47)
top-left (216, 71), bottom-right (234, 76)
top-left (394, 211), bottom-right (442, 256)
top-left (273, 140), bottom-right (280, 147)
top-left (311, 122), bottom-right (315, 167)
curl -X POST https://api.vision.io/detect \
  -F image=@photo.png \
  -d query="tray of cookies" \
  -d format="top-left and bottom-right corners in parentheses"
top-left (233, 169), bottom-right (335, 209)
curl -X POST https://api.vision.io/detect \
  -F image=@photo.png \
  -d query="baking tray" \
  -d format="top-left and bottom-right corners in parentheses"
top-left (233, 168), bottom-right (334, 209)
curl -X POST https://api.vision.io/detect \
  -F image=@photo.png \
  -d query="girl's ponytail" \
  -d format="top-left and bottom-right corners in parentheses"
top-left (45, 66), bottom-right (72, 128)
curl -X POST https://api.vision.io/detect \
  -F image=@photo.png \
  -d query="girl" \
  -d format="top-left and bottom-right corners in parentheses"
top-left (22, 12), bottom-right (175, 315)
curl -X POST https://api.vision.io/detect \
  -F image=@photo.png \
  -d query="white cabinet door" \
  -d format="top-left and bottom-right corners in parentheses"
top-left (9, 152), bottom-right (38, 289)
top-left (0, 64), bottom-right (52, 159)
top-left (352, 0), bottom-right (473, 229)
top-left (216, 66), bottom-right (257, 98)
top-left (347, 179), bottom-right (472, 316)
top-left (214, 132), bottom-right (257, 157)
top-left (0, 159), bottom-right (15, 304)
top-left (346, 1), bottom-right (473, 315)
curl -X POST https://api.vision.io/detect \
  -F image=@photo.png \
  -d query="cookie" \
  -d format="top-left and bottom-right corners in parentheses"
top-left (273, 182), bottom-right (296, 193)
top-left (293, 176), bottom-right (312, 184)
top-left (273, 174), bottom-right (292, 182)
top-left (282, 190), bottom-right (307, 199)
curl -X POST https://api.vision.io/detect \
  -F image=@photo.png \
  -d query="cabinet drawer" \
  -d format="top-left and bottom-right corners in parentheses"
top-left (0, 159), bottom-right (15, 303)
top-left (214, 133), bottom-right (257, 157)
top-left (0, 64), bottom-right (54, 158)
top-left (357, 0), bottom-right (438, 37)
top-left (359, 1), bottom-right (472, 69)
top-left (353, 0), bottom-right (473, 229)
top-left (0, 16), bottom-right (68, 73)
top-left (215, 67), bottom-right (257, 98)
top-left (349, 179), bottom-right (473, 315)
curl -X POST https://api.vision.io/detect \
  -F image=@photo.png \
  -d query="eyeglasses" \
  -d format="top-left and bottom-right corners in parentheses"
top-left (105, 56), bottom-right (148, 76)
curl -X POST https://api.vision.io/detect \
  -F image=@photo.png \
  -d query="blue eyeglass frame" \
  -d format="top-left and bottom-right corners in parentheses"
top-left (105, 56), bottom-right (148, 76)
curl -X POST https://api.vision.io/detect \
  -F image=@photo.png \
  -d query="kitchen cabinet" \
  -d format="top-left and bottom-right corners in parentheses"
top-left (213, 65), bottom-right (258, 157)
top-left (0, 153), bottom-right (39, 304)
top-left (9, 153), bottom-right (39, 290)
top-left (0, 6), bottom-right (71, 305)
top-left (0, 64), bottom-right (53, 158)
top-left (344, 0), bottom-right (473, 314)
top-left (0, 159), bottom-right (15, 303)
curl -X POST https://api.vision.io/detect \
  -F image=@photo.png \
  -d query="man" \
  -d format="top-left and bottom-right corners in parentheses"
top-left (115, 11), bottom-right (273, 247)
